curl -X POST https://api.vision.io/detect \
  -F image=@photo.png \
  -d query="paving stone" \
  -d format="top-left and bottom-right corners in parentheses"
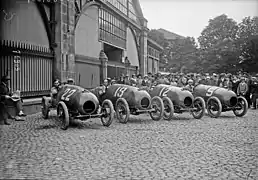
top-left (0, 111), bottom-right (257, 179)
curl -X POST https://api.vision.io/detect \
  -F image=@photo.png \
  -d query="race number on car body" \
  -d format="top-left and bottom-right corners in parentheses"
top-left (61, 88), bottom-right (77, 101)
top-left (114, 87), bottom-right (128, 98)
top-left (159, 87), bottom-right (172, 97)
top-left (206, 86), bottom-right (218, 97)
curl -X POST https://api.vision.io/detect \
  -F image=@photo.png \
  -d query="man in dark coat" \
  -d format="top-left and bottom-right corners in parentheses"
top-left (250, 76), bottom-right (258, 109)
top-left (0, 75), bottom-right (26, 124)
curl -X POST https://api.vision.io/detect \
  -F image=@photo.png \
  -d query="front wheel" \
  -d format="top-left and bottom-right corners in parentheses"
top-left (149, 96), bottom-right (164, 121)
top-left (101, 99), bottom-right (114, 127)
top-left (207, 96), bottom-right (222, 118)
top-left (116, 98), bottom-right (130, 124)
top-left (233, 96), bottom-right (248, 117)
top-left (162, 96), bottom-right (174, 120)
top-left (57, 101), bottom-right (69, 130)
top-left (191, 97), bottom-right (206, 119)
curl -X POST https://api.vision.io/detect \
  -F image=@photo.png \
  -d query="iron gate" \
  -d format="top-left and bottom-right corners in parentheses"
top-left (0, 40), bottom-right (54, 97)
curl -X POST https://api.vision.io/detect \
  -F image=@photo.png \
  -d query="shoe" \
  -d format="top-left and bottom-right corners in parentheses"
top-left (18, 113), bottom-right (27, 117)
top-left (4, 121), bottom-right (10, 125)
top-left (15, 116), bottom-right (25, 121)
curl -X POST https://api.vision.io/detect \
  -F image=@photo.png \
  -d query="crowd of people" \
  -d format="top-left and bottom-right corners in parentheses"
top-left (1, 70), bottom-right (258, 125)
top-left (106, 72), bottom-right (258, 109)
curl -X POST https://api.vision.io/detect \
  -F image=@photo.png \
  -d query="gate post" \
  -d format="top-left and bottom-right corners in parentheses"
top-left (99, 50), bottom-right (108, 83)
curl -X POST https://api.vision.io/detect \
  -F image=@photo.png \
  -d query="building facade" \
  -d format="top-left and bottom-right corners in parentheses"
top-left (0, 0), bottom-right (149, 98)
top-left (147, 38), bottom-right (163, 74)
top-left (74, 0), bottom-right (149, 87)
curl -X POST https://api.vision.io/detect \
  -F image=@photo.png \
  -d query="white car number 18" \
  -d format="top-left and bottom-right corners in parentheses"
top-left (114, 87), bottom-right (128, 98)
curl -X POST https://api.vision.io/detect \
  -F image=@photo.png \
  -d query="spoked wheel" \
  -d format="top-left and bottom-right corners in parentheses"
top-left (57, 101), bottom-right (69, 130)
top-left (233, 96), bottom-right (248, 117)
top-left (149, 96), bottom-right (164, 121)
top-left (101, 99), bottom-right (114, 127)
top-left (162, 96), bottom-right (174, 120)
top-left (42, 99), bottom-right (49, 119)
top-left (207, 96), bottom-right (222, 118)
top-left (116, 98), bottom-right (130, 124)
top-left (191, 97), bottom-right (206, 119)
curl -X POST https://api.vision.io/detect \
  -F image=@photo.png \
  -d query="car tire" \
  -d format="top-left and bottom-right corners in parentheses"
top-left (207, 96), bottom-right (222, 118)
top-left (233, 96), bottom-right (248, 117)
top-left (149, 96), bottom-right (164, 121)
top-left (101, 99), bottom-right (114, 127)
top-left (42, 97), bottom-right (49, 119)
top-left (162, 96), bottom-right (174, 120)
top-left (191, 97), bottom-right (206, 119)
top-left (57, 101), bottom-right (69, 130)
top-left (116, 98), bottom-right (130, 124)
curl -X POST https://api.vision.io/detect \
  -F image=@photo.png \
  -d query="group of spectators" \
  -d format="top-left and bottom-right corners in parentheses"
top-left (107, 72), bottom-right (258, 109)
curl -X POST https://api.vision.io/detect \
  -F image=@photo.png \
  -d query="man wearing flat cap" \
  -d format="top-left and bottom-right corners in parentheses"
top-left (0, 75), bottom-right (26, 125)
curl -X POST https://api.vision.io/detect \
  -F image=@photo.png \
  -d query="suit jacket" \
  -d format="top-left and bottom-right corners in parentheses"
top-left (0, 82), bottom-right (11, 101)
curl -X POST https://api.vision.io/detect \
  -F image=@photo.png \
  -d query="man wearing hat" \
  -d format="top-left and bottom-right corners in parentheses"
top-left (0, 75), bottom-right (26, 125)
top-left (124, 74), bottom-right (130, 85)
top-left (142, 75), bottom-right (150, 87)
top-left (130, 74), bottom-right (137, 87)
top-left (67, 78), bottom-right (75, 85)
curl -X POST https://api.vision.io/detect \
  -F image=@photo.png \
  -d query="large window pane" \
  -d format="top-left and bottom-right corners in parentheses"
top-left (99, 8), bottom-right (126, 48)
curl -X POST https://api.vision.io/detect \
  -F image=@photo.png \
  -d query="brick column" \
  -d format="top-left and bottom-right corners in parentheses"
top-left (99, 50), bottom-right (108, 83)
top-left (139, 18), bottom-right (149, 76)
top-left (55, 0), bottom-right (76, 83)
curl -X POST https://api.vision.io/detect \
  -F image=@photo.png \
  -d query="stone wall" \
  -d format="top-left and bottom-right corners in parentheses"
top-left (54, 0), bottom-right (76, 82)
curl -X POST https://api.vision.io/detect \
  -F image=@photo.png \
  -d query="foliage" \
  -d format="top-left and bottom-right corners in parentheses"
top-left (148, 15), bottom-right (258, 73)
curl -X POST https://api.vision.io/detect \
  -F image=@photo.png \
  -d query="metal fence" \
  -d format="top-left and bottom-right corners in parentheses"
top-left (0, 40), bottom-right (54, 98)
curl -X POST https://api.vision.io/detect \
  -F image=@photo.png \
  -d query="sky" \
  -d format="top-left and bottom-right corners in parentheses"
top-left (139, 0), bottom-right (258, 39)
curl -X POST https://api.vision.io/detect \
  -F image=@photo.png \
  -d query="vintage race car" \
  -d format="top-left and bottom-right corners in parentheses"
top-left (147, 84), bottom-right (206, 120)
top-left (193, 84), bottom-right (248, 118)
top-left (91, 84), bottom-right (164, 124)
top-left (41, 84), bottom-right (114, 130)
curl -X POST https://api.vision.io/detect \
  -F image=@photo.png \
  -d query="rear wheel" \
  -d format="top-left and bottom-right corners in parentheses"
top-left (191, 97), bottom-right (206, 119)
top-left (57, 101), bottom-right (69, 130)
top-left (233, 96), bottom-right (248, 117)
top-left (101, 99), bottom-right (114, 127)
top-left (149, 96), bottom-right (164, 121)
top-left (162, 96), bottom-right (174, 120)
top-left (42, 99), bottom-right (49, 119)
top-left (207, 96), bottom-right (222, 118)
top-left (116, 98), bottom-right (130, 124)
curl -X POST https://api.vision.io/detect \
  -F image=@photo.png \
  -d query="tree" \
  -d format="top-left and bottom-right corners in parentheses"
top-left (147, 29), bottom-right (166, 46)
top-left (197, 14), bottom-right (239, 72)
top-left (235, 16), bottom-right (258, 72)
top-left (198, 14), bottom-right (238, 50)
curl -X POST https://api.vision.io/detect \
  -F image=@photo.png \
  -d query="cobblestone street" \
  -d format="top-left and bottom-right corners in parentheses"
top-left (0, 111), bottom-right (257, 180)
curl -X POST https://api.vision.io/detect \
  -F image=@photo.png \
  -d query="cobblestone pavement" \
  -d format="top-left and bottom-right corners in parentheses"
top-left (0, 110), bottom-right (257, 180)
